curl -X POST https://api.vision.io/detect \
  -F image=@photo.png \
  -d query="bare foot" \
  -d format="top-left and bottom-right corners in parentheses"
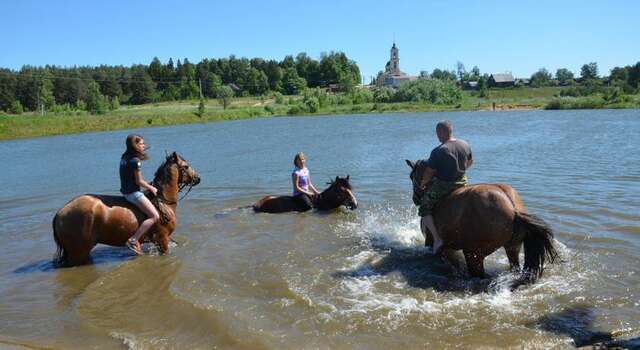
top-left (126, 238), bottom-right (143, 255)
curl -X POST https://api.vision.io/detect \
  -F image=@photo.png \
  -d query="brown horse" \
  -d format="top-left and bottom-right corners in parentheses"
top-left (52, 152), bottom-right (200, 266)
top-left (406, 159), bottom-right (558, 289)
top-left (253, 176), bottom-right (358, 213)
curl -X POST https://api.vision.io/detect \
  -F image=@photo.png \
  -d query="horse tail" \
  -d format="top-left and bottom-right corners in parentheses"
top-left (511, 211), bottom-right (558, 290)
top-left (52, 214), bottom-right (67, 267)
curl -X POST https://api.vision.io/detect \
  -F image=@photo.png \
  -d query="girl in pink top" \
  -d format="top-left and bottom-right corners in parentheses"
top-left (292, 152), bottom-right (319, 211)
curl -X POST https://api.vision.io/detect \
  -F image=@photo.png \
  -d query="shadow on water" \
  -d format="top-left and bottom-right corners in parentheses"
top-left (530, 305), bottom-right (640, 349)
top-left (332, 246), bottom-right (495, 294)
top-left (14, 246), bottom-right (135, 273)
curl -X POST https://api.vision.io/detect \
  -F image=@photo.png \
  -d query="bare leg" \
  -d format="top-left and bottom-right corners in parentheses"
top-left (420, 217), bottom-right (434, 247)
top-left (421, 215), bottom-right (443, 255)
top-left (129, 196), bottom-right (160, 254)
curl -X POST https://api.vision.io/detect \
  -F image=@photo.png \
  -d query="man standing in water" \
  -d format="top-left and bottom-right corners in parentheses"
top-left (419, 120), bottom-right (473, 255)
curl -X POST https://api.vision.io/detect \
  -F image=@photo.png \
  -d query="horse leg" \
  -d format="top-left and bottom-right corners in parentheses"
top-left (65, 241), bottom-right (95, 266)
top-left (156, 233), bottom-right (170, 254)
top-left (442, 248), bottom-right (465, 272)
top-left (504, 244), bottom-right (521, 272)
top-left (463, 250), bottom-right (486, 278)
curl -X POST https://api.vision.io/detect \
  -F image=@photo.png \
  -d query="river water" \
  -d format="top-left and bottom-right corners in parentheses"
top-left (1, 110), bottom-right (639, 349)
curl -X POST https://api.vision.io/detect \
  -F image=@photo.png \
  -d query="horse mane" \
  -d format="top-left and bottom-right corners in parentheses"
top-left (153, 156), bottom-right (175, 187)
top-left (324, 176), bottom-right (352, 193)
top-left (150, 155), bottom-right (178, 225)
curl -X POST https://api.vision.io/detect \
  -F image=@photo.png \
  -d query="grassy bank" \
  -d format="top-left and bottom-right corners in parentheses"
top-left (1, 87), bottom-right (639, 141)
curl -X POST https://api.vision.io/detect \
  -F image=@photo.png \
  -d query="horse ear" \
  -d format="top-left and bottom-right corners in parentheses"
top-left (405, 159), bottom-right (414, 169)
top-left (165, 150), bottom-right (170, 158)
top-left (171, 151), bottom-right (178, 160)
top-left (346, 175), bottom-right (350, 181)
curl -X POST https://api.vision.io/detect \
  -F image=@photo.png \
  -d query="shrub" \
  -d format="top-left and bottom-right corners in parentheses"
top-left (393, 79), bottom-right (462, 104)
top-left (274, 92), bottom-right (284, 104)
top-left (287, 104), bottom-right (303, 115)
top-left (264, 104), bottom-right (276, 114)
top-left (303, 88), bottom-right (330, 108)
top-left (109, 96), bottom-right (120, 110)
top-left (9, 100), bottom-right (23, 114)
top-left (545, 97), bottom-right (605, 109)
top-left (603, 87), bottom-right (622, 103)
top-left (373, 87), bottom-right (394, 103)
top-left (349, 89), bottom-right (374, 104)
top-left (336, 95), bottom-right (352, 105)
top-left (304, 96), bottom-right (320, 113)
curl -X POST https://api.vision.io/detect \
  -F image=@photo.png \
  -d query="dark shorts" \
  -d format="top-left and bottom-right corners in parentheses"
top-left (293, 193), bottom-right (313, 211)
top-left (418, 175), bottom-right (468, 217)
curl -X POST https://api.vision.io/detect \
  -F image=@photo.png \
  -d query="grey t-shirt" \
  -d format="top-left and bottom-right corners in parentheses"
top-left (427, 139), bottom-right (472, 181)
top-left (119, 156), bottom-right (141, 194)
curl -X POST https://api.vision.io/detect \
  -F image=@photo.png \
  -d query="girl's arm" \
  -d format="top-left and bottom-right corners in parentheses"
top-left (135, 169), bottom-right (158, 195)
top-left (307, 175), bottom-right (320, 195)
top-left (292, 173), bottom-right (313, 196)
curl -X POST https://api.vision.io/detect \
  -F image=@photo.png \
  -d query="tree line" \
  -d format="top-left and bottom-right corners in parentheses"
top-left (0, 52), bottom-right (361, 114)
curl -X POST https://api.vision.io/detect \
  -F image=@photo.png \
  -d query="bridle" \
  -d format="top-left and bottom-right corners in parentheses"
top-left (154, 160), bottom-right (198, 205)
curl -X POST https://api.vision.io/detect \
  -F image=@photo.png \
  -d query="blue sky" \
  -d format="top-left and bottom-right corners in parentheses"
top-left (3, 0), bottom-right (639, 81)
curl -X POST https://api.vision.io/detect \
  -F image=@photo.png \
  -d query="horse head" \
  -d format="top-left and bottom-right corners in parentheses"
top-left (406, 159), bottom-right (429, 206)
top-left (322, 175), bottom-right (358, 210)
top-left (153, 152), bottom-right (201, 201)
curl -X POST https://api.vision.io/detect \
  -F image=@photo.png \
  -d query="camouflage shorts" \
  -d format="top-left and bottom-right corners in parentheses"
top-left (418, 175), bottom-right (468, 217)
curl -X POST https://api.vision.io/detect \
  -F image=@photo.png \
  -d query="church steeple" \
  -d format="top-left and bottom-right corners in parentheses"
top-left (388, 42), bottom-right (400, 74)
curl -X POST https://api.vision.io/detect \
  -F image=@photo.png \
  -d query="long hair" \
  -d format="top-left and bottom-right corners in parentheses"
top-left (293, 152), bottom-right (305, 168)
top-left (121, 134), bottom-right (149, 160)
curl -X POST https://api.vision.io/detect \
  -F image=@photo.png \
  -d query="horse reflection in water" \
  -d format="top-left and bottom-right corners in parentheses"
top-left (406, 159), bottom-right (558, 289)
top-left (253, 176), bottom-right (358, 213)
top-left (52, 152), bottom-right (200, 266)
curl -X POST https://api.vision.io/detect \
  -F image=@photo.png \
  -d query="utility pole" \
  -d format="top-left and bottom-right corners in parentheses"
top-left (199, 78), bottom-right (203, 98)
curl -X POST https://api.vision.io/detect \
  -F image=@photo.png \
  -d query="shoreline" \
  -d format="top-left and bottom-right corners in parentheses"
top-left (0, 97), bottom-right (637, 141)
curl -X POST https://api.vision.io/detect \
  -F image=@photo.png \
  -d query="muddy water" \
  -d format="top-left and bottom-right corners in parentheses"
top-left (1, 110), bottom-right (639, 349)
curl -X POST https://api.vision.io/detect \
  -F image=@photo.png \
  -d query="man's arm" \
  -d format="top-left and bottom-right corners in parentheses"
top-left (466, 158), bottom-right (473, 169)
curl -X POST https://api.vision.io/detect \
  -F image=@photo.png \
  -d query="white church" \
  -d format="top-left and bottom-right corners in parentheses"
top-left (377, 43), bottom-right (418, 87)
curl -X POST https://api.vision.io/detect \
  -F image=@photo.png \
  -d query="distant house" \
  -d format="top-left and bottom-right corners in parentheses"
top-left (383, 74), bottom-right (418, 87)
top-left (327, 83), bottom-right (341, 93)
top-left (515, 78), bottom-right (530, 86)
top-left (463, 81), bottom-right (479, 90)
top-left (488, 73), bottom-right (515, 87)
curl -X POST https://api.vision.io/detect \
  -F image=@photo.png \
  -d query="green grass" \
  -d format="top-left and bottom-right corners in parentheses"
top-left (1, 88), bottom-right (639, 141)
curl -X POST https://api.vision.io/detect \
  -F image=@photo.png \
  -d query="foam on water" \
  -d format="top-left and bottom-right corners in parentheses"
top-left (326, 202), bottom-right (594, 329)
top-left (109, 332), bottom-right (140, 350)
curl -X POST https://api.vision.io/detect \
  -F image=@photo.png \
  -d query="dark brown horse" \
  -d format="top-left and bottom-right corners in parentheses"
top-left (406, 159), bottom-right (558, 289)
top-left (52, 152), bottom-right (200, 266)
top-left (253, 176), bottom-right (358, 213)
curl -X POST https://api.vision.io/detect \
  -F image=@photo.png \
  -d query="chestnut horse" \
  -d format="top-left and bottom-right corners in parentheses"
top-left (52, 152), bottom-right (200, 266)
top-left (406, 159), bottom-right (558, 289)
top-left (253, 176), bottom-right (358, 213)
